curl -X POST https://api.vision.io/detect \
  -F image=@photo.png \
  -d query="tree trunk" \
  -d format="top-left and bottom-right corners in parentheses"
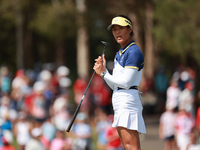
top-left (16, 10), bottom-right (24, 70)
top-left (128, 11), bottom-right (145, 91)
top-left (144, 1), bottom-right (154, 80)
top-left (76, 0), bottom-right (89, 80)
top-left (55, 40), bottom-right (65, 66)
top-left (128, 12), bottom-right (143, 51)
top-left (23, 30), bottom-right (33, 68)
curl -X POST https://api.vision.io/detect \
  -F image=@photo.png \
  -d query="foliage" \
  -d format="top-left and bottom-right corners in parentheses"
top-left (30, 0), bottom-right (76, 40)
top-left (153, 0), bottom-right (200, 66)
top-left (0, 0), bottom-right (200, 82)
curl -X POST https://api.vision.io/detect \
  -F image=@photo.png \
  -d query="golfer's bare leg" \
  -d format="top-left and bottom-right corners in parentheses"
top-left (117, 126), bottom-right (141, 150)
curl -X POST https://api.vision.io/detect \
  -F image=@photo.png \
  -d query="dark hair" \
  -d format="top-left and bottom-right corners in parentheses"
top-left (115, 15), bottom-right (134, 36)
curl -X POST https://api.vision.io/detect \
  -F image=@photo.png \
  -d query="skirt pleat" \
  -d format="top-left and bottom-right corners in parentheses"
top-left (112, 89), bottom-right (146, 134)
top-left (112, 110), bottom-right (146, 134)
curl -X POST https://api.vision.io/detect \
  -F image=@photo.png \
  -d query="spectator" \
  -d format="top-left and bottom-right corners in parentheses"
top-left (179, 71), bottom-right (190, 91)
top-left (178, 82), bottom-right (195, 116)
top-left (0, 96), bottom-right (17, 124)
top-left (52, 96), bottom-right (70, 131)
top-left (0, 66), bottom-right (11, 95)
top-left (41, 117), bottom-right (56, 142)
top-left (196, 106), bottom-right (200, 133)
top-left (105, 115), bottom-right (123, 150)
top-left (154, 65), bottom-right (169, 112)
top-left (0, 97), bottom-right (14, 147)
top-left (58, 76), bottom-right (71, 95)
top-left (0, 130), bottom-right (15, 150)
top-left (72, 112), bottom-right (92, 150)
top-left (0, 96), bottom-right (11, 121)
top-left (90, 75), bottom-right (112, 114)
top-left (50, 65), bottom-right (70, 96)
top-left (39, 69), bottom-right (55, 113)
top-left (186, 131), bottom-right (200, 150)
top-left (175, 104), bottom-right (195, 150)
top-left (14, 111), bottom-right (31, 150)
top-left (0, 111), bottom-right (13, 148)
top-left (188, 68), bottom-right (196, 96)
top-left (0, 112), bottom-right (12, 132)
top-left (73, 78), bottom-right (92, 115)
top-left (95, 107), bottom-right (110, 150)
top-left (25, 81), bottom-right (48, 122)
top-left (56, 66), bottom-right (70, 80)
top-left (166, 79), bottom-right (181, 111)
top-left (25, 128), bottom-right (45, 150)
top-left (12, 69), bottom-right (32, 99)
top-left (50, 130), bottom-right (72, 150)
top-left (159, 102), bottom-right (178, 150)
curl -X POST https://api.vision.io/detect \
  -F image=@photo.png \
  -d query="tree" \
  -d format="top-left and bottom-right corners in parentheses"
top-left (0, 0), bottom-right (26, 70)
top-left (144, 1), bottom-right (154, 80)
top-left (153, 0), bottom-right (200, 69)
top-left (31, 0), bottom-right (76, 67)
top-left (76, 0), bottom-right (89, 80)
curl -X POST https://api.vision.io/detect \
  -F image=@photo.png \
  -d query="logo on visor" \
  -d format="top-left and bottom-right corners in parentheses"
top-left (114, 18), bottom-right (118, 22)
top-left (125, 20), bottom-right (131, 26)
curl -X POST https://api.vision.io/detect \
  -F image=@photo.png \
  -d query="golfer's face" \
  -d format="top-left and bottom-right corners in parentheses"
top-left (112, 25), bottom-right (132, 47)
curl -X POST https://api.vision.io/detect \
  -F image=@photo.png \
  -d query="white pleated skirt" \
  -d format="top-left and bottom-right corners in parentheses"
top-left (112, 89), bottom-right (146, 134)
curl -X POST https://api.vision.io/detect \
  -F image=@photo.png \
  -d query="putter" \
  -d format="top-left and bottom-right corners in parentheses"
top-left (66, 41), bottom-right (109, 132)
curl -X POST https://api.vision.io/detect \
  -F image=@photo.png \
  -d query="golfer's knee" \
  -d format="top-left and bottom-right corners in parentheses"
top-left (123, 143), bottom-right (131, 150)
top-left (123, 143), bottom-right (140, 150)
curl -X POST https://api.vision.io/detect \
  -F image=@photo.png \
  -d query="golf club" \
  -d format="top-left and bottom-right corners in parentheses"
top-left (66, 41), bottom-right (109, 132)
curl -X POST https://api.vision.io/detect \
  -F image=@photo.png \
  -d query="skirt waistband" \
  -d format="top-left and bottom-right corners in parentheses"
top-left (117, 86), bottom-right (138, 90)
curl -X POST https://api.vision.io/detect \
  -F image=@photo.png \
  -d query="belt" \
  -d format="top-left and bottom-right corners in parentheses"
top-left (117, 86), bottom-right (138, 90)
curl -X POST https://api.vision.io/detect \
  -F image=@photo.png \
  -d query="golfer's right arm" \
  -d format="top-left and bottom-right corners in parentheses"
top-left (93, 55), bottom-right (115, 90)
top-left (104, 74), bottom-right (115, 90)
top-left (103, 68), bottom-right (137, 90)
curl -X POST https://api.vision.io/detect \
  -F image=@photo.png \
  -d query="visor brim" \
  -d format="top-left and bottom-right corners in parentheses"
top-left (107, 24), bottom-right (127, 30)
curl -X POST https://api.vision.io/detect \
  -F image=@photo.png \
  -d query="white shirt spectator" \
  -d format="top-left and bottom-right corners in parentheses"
top-left (160, 110), bottom-right (177, 138)
top-left (166, 80), bottom-right (181, 108)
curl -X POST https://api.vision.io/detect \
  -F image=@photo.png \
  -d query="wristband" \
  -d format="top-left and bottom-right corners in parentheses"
top-left (100, 70), bottom-right (107, 78)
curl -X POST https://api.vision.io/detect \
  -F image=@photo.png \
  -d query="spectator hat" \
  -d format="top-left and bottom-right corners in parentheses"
top-left (57, 66), bottom-right (70, 77)
top-left (31, 128), bottom-right (42, 137)
top-left (77, 112), bottom-right (87, 121)
top-left (2, 130), bottom-right (13, 144)
top-left (33, 81), bottom-right (45, 93)
top-left (40, 70), bottom-right (52, 82)
top-left (59, 77), bottom-right (71, 88)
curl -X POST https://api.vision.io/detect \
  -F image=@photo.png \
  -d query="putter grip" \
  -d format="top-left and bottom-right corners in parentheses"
top-left (66, 101), bottom-right (82, 132)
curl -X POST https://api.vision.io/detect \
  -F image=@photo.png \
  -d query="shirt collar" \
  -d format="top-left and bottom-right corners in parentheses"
top-left (119, 41), bottom-right (135, 55)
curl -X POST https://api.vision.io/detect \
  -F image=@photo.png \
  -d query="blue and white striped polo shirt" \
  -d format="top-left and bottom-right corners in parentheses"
top-left (113, 41), bottom-right (144, 89)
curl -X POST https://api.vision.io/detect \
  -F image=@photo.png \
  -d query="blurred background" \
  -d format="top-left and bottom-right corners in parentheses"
top-left (0, 0), bottom-right (200, 150)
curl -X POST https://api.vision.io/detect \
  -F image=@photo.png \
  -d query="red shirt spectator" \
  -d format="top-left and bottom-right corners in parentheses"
top-left (196, 106), bottom-right (200, 130)
top-left (106, 126), bottom-right (122, 150)
top-left (0, 145), bottom-right (15, 150)
top-left (0, 136), bottom-right (15, 150)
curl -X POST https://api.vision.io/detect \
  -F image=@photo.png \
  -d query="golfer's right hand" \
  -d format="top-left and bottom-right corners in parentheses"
top-left (93, 55), bottom-right (106, 76)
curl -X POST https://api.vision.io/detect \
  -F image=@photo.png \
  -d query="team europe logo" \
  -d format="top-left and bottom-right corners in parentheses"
top-left (120, 55), bottom-right (124, 64)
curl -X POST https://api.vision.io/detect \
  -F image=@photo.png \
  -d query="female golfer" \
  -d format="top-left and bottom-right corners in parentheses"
top-left (93, 15), bottom-right (146, 150)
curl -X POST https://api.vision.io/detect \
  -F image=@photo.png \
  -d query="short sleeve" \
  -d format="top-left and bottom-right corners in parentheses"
top-left (125, 49), bottom-right (144, 71)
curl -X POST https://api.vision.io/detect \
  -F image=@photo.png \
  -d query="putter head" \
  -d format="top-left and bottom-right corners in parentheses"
top-left (101, 41), bottom-right (109, 46)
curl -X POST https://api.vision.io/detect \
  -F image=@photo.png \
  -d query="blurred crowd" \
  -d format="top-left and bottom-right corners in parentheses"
top-left (1, 63), bottom-right (200, 150)
top-left (0, 64), bottom-right (124, 150)
top-left (157, 66), bottom-right (200, 150)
